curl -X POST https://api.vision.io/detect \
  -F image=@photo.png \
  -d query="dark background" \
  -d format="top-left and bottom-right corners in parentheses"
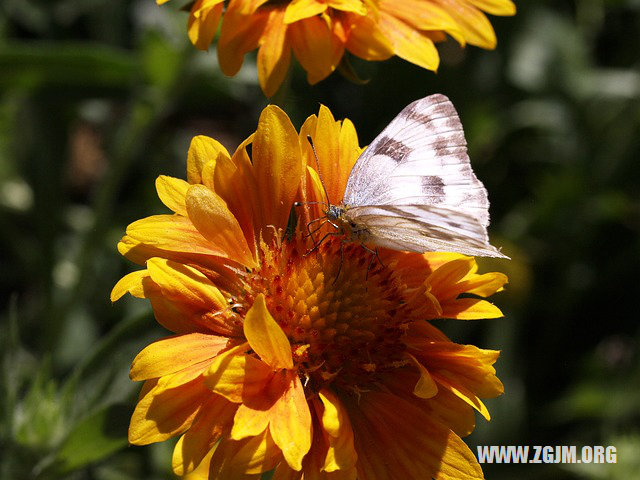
top-left (1, 0), bottom-right (639, 478)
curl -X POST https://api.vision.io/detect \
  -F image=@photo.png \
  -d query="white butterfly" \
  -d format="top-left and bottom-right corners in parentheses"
top-left (321, 94), bottom-right (508, 259)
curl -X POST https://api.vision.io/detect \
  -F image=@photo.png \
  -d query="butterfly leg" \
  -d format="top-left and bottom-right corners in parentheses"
top-left (359, 244), bottom-right (385, 269)
top-left (303, 231), bottom-right (340, 257)
top-left (333, 238), bottom-right (348, 285)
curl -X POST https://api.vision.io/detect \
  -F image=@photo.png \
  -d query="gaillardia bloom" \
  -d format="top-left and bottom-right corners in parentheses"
top-left (112, 104), bottom-right (507, 479)
top-left (158, 0), bottom-right (516, 96)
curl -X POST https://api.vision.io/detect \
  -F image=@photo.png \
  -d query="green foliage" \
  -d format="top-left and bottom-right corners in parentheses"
top-left (1, 0), bottom-right (639, 478)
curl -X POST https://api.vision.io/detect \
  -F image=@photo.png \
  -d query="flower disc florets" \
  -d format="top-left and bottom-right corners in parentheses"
top-left (244, 236), bottom-right (410, 394)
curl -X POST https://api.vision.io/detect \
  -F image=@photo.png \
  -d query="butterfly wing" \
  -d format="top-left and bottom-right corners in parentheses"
top-left (342, 94), bottom-right (504, 257)
top-left (345, 205), bottom-right (508, 258)
top-left (343, 94), bottom-right (490, 227)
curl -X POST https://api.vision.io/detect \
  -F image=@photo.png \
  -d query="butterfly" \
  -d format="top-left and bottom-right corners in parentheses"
top-left (316, 94), bottom-right (508, 259)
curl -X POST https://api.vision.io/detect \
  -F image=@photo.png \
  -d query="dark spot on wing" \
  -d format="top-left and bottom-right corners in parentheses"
top-left (374, 136), bottom-right (412, 163)
top-left (422, 175), bottom-right (445, 197)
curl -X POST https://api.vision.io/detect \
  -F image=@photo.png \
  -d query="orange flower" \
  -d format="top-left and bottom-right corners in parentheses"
top-left (112, 104), bottom-right (507, 479)
top-left (158, 0), bottom-right (515, 95)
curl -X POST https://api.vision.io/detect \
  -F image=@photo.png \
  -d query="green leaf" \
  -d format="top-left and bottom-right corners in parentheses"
top-left (55, 404), bottom-right (130, 473)
top-left (0, 42), bottom-right (136, 91)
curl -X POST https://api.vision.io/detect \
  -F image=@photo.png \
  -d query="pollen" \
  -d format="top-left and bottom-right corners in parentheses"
top-left (242, 236), bottom-right (411, 392)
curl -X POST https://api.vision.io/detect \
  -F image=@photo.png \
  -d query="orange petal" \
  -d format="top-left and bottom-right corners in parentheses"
top-left (218, 4), bottom-right (269, 76)
top-left (350, 392), bottom-right (484, 480)
top-left (342, 13), bottom-right (394, 61)
top-left (421, 342), bottom-right (503, 398)
top-left (252, 105), bottom-right (303, 237)
top-left (188, 0), bottom-right (224, 51)
top-left (111, 270), bottom-right (149, 301)
top-left (257, 9), bottom-right (292, 97)
top-left (431, 373), bottom-right (491, 420)
top-left (172, 396), bottom-right (237, 475)
top-left (273, 462), bottom-right (302, 480)
top-left (187, 135), bottom-right (231, 188)
top-left (244, 294), bottom-right (293, 370)
top-left (129, 377), bottom-right (211, 445)
top-left (289, 16), bottom-right (345, 84)
top-left (214, 135), bottom-right (258, 256)
top-left (130, 333), bottom-right (229, 381)
top-left (185, 184), bottom-right (256, 267)
top-left (146, 257), bottom-right (228, 311)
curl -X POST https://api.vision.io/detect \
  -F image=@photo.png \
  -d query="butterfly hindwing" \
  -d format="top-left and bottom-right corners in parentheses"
top-left (345, 204), bottom-right (507, 258)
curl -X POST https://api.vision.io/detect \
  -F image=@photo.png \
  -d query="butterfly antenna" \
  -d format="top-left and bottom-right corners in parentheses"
top-left (307, 135), bottom-right (331, 206)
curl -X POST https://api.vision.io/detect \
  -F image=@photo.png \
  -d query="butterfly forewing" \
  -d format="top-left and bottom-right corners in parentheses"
top-left (341, 94), bottom-right (507, 258)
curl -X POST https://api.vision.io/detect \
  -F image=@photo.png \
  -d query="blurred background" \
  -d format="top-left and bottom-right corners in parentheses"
top-left (1, 0), bottom-right (639, 478)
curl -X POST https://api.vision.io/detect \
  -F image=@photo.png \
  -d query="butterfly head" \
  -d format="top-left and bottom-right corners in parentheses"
top-left (325, 204), bottom-right (346, 223)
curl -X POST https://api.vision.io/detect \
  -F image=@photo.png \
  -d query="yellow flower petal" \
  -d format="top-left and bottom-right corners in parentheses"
top-left (442, 297), bottom-right (504, 319)
top-left (129, 377), bottom-right (211, 445)
top-left (270, 375), bottom-right (312, 471)
top-left (125, 214), bottom-right (218, 257)
top-left (378, 11), bottom-right (440, 71)
top-left (328, 0), bottom-right (367, 15)
top-left (428, 257), bottom-right (476, 300)
top-left (146, 257), bottom-right (228, 311)
top-left (188, 0), bottom-right (224, 51)
top-left (244, 294), bottom-right (293, 370)
top-left (468, 0), bottom-right (516, 16)
top-left (460, 272), bottom-right (508, 297)
top-left (380, 0), bottom-right (465, 45)
top-left (433, 0), bottom-right (497, 49)
top-left (284, 0), bottom-right (327, 24)
top-left (205, 353), bottom-right (274, 403)
top-left (130, 333), bottom-right (229, 381)
top-left (110, 270), bottom-right (149, 301)
top-left (318, 389), bottom-right (357, 472)
top-left (172, 396), bottom-right (237, 475)
top-left (185, 184), bottom-right (256, 267)
top-left (187, 135), bottom-right (230, 187)
top-left (209, 432), bottom-right (282, 479)
top-left (252, 105), bottom-right (303, 237)
top-left (257, 9), bottom-right (292, 98)
top-left (406, 353), bottom-right (438, 399)
top-left (156, 176), bottom-right (190, 216)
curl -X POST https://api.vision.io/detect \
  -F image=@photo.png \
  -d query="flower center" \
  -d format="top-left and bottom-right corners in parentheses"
top-left (243, 236), bottom-right (410, 393)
